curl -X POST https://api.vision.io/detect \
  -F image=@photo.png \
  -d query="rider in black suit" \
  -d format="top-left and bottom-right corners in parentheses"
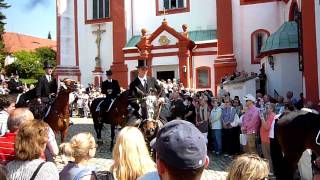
top-left (100, 70), bottom-right (120, 113)
top-left (36, 61), bottom-right (58, 105)
top-left (128, 59), bottom-right (163, 119)
top-left (8, 71), bottom-right (23, 94)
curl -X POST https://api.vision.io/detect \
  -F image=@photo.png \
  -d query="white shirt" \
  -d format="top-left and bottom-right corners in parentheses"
top-left (0, 110), bottom-right (9, 136)
top-left (269, 114), bottom-right (281, 138)
top-left (138, 76), bottom-right (147, 86)
top-left (46, 75), bottom-right (52, 82)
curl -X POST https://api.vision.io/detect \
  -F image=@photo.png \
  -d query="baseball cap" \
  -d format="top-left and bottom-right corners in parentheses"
top-left (153, 120), bottom-right (207, 170)
top-left (244, 94), bottom-right (256, 102)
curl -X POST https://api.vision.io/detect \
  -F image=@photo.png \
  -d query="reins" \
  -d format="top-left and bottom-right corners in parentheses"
top-left (316, 130), bottom-right (320, 145)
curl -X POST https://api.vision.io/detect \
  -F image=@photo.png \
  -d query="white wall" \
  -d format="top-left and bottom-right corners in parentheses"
top-left (125, 60), bottom-right (138, 83)
top-left (60, 0), bottom-right (76, 67)
top-left (261, 53), bottom-right (302, 99)
top-left (232, 1), bottom-right (284, 74)
top-left (77, 2), bottom-right (114, 86)
top-left (130, 0), bottom-right (217, 35)
top-left (192, 55), bottom-right (216, 92)
top-left (223, 78), bottom-right (257, 105)
top-left (315, 0), bottom-right (320, 97)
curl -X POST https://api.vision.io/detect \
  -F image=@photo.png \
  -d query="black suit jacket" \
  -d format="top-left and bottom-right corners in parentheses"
top-left (8, 79), bottom-right (23, 93)
top-left (101, 79), bottom-right (120, 98)
top-left (129, 76), bottom-right (162, 99)
top-left (35, 75), bottom-right (58, 98)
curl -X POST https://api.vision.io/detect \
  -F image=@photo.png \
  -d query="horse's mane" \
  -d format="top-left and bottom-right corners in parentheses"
top-left (278, 110), bottom-right (308, 125)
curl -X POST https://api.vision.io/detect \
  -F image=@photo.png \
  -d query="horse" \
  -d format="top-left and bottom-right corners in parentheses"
top-left (139, 94), bottom-right (166, 149)
top-left (90, 90), bottom-right (130, 150)
top-left (44, 79), bottom-right (78, 142)
top-left (276, 110), bottom-right (320, 180)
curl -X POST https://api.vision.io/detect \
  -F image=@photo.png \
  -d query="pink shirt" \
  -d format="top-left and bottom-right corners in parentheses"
top-left (242, 106), bottom-right (260, 134)
top-left (260, 112), bottom-right (275, 143)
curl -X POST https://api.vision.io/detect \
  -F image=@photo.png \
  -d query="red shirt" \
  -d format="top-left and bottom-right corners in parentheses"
top-left (0, 132), bottom-right (16, 165)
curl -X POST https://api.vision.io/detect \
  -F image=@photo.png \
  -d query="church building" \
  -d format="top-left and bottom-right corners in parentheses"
top-left (56, 0), bottom-right (320, 102)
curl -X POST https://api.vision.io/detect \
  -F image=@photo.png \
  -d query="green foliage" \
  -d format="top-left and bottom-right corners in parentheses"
top-left (0, 0), bottom-right (10, 52)
top-left (20, 78), bottom-right (38, 85)
top-left (7, 51), bottom-right (43, 79)
top-left (35, 47), bottom-right (56, 66)
top-left (6, 47), bottom-right (57, 79)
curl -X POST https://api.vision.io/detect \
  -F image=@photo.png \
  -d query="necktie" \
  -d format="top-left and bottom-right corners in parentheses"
top-left (48, 76), bottom-right (51, 82)
top-left (144, 79), bottom-right (148, 92)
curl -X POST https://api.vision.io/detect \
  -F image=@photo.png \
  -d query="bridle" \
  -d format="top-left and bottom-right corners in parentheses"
top-left (316, 129), bottom-right (320, 145)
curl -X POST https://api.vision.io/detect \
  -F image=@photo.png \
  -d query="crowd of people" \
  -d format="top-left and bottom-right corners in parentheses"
top-left (0, 58), bottom-right (318, 179)
top-left (0, 104), bottom-right (271, 180)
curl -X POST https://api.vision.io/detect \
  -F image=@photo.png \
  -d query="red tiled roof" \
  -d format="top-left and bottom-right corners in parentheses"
top-left (3, 32), bottom-right (56, 53)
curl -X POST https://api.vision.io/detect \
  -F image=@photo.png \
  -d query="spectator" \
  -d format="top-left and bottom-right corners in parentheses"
top-left (242, 94), bottom-right (260, 154)
top-left (226, 154), bottom-right (269, 180)
top-left (6, 120), bottom-right (59, 180)
top-left (259, 103), bottom-right (275, 175)
top-left (139, 120), bottom-right (209, 180)
top-left (196, 96), bottom-right (210, 143)
top-left (59, 132), bottom-right (97, 180)
top-left (221, 97), bottom-right (239, 156)
top-left (170, 92), bottom-right (185, 120)
top-left (275, 96), bottom-right (285, 114)
top-left (0, 108), bottom-right (34, 165)
top-left (110, 127), bottom-right (156, 180)
top-left (184, 96), bottom-right (196, 126)
top-left (209, 99), bottom-right (222, 155)
top-left (286, 91), bottom-right (297, 105)
top-left (0, 82), bottom-right (10, 95)
top-left (0, 97), bottom-right (15, 136)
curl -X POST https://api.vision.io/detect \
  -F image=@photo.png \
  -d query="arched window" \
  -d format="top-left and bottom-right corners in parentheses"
top-left (289, 1), bottom-right (299, 21)
top-left (196, 66), bottom-right (211, 88)
top-left (251, 29), bottom-right (270, 64)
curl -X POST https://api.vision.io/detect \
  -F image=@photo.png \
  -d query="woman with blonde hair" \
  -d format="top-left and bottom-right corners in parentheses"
top-left (6, 120), bottom-right (59, 180)
top-left (226, 154), bottom-right (269, 180)
top-left (59, 132), bottom-right (97, 180)
top-left (110, 126), bottom-right (156, 180)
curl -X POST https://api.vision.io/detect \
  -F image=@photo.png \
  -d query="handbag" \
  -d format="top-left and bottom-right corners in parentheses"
top-left (239, 133), bottom-right (247, 145)
top-left (231, 113), bottom-right (240, 127)
top-left (197, 121), bottom-right (209, 133)
top-left (30, 162), bottom-right (46, 180)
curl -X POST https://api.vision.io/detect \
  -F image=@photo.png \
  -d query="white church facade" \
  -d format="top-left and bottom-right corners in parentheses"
top-left (56, 0), bottom-right (320, 102)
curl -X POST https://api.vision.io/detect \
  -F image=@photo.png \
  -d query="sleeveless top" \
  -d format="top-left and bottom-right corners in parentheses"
top-left (59, 161), bottom-right (96, 180)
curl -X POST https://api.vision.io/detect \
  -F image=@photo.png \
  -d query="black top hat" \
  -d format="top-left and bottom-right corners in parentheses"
top-left (136, 59), bottom-right (148, 68)
top-left (106, 69), bottom-right (112, 76)
top-left (43, 61), bottom-right (54, 69)
top-left (12, 70), bottom-right (19, 76)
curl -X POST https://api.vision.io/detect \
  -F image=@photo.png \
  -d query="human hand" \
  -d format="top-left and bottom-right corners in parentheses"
top-left (37, 98), bottom-right (42, 104)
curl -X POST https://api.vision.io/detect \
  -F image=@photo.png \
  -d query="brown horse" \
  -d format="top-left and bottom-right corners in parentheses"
top-left (44, 79), bottom-right (78, 142)
top-left (90, 90), bottom-right (130, 150)
top-left (277, 111), bottom-right (320, 180)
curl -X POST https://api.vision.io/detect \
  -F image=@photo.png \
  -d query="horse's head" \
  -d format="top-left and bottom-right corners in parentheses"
top-left (60, 78), bottom-right (78, 93)
top-left (145, 95), bottom-right (159, 120)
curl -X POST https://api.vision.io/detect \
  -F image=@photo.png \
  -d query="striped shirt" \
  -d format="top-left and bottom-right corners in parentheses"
top-left (0, 132), bottom-right (16, 165)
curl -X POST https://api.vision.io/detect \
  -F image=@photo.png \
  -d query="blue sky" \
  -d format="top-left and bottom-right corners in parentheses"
top-left (3, 0), bottom-right (56, 40)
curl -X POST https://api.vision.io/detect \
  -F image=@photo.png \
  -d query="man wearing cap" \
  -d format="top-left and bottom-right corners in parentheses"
top-left (100, 70), bottom-right (120, 113)
top-left (128, 59), bottom-right (163, 119)
top-left (241, 94), bottom-right (261, 154)
top-left (138, 120), bottom-right (210, 180)
top-left (35, 61), bottom-right (58, 105)
top-left (8, 71), bottom-right (23, 94)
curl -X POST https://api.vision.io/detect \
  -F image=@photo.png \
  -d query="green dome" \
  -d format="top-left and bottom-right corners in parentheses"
top-left (261, 21), bottom-right (298, 54)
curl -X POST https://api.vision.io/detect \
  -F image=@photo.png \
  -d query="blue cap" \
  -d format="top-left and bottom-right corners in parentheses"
top-left (153, 120), bottom-right (207, 169)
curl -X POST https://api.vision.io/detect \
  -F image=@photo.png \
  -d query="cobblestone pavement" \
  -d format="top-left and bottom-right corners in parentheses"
top-left (55, 118), bottom-right (231, 179)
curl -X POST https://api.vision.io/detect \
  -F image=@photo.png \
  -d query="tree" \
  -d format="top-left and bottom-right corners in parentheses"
top-left (7, 51), bottom-right (42, 79)
top-left (0, 0), bottom-right (10, 52)
top-left (48, 31), bottom-right (52, 39)
top-left (35, 47), bottom-right (56, 66)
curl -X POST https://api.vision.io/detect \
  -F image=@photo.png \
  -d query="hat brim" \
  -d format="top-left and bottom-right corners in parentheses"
top-left (43, 66), bottom-right (54, 69)
top-left (136, 66), bottom-right (148, 69)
